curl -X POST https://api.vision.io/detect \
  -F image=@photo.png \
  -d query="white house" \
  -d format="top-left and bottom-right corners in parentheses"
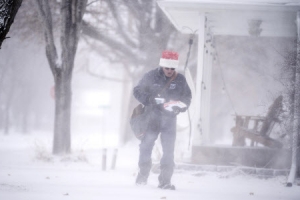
top-left (158, 0), bottom-right (300, 144)
top-left (157, 0), bottom-right (300, 184)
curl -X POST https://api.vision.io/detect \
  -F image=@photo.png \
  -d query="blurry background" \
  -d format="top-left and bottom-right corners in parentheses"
top-left (0, 0), bottom-right (296, 157)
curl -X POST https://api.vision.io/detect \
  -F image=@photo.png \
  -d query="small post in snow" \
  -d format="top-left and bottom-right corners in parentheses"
top-left (111, 148), bottom-right (118, 170)
top-left (102, 148), bottom-right (107, 171)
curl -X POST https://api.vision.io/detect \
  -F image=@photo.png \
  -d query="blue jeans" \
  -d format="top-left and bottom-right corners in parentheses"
top-left (138, 113), bottom-right (176, 184)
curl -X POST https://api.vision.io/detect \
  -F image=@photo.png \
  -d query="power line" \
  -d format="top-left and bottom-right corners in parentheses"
top-left (213, 46), bottom-right (238, 116)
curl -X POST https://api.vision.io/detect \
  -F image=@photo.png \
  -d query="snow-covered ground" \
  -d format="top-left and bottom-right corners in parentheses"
top-left (0, 132), bottom-right (299, 200)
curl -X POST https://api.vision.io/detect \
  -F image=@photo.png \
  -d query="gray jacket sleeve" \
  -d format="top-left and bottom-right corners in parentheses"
top-left (180, 76), bottom-right (192, 108)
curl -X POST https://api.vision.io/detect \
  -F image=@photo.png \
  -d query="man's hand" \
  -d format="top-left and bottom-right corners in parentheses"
top-left (148, 95), bottom-right (157, 105)
top-left (172, 106), bottom-right (181, 115)
top-left (172, 106), bottom-right (187, 115)
top-left (180, 107), bottom-right (187, 112)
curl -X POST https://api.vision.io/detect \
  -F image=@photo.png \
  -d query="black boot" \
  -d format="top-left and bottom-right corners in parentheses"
top-left (158, 166), bottom-right (175, 190)
top-left (158, 182), bottom-right (176, 190)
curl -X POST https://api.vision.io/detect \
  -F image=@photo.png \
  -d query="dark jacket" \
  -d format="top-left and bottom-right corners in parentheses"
top-left (133, 67), bottom-right (192, 112)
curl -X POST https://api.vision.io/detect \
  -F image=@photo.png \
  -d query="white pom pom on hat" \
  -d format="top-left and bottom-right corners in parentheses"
top-left (159, 50), bottom-right (179, 68)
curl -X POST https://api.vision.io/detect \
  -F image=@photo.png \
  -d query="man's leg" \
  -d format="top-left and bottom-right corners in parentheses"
top-left (158, 116), bottom-right (176, 189)
top-left (136, 129), bottom-right (159, 185)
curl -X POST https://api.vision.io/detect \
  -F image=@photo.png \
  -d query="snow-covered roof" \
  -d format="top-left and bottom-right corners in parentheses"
top-left (160, 0), bottom-right (300, 6)
top-left (157, 0), bottom-right (300, 37)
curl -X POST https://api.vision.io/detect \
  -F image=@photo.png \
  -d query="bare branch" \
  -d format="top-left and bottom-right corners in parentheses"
top-left (86, 67), bottom-right (130, 83)
top-left (0, 0), bottom-right (23, 48)
top-left (81, 21), bottom-right (145, 65)
top-left (105, 1), bottom-right (137, 48)
top-left (35, 0), bottom-right (59, 76)
top-left (60, 0), bottom-right (87, 75)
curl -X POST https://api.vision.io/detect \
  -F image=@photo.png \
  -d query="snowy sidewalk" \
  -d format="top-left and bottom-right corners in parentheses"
top-left (0, 133), bottom-right (299, 200)
top-left (1, 163), bottom-right (299, 200)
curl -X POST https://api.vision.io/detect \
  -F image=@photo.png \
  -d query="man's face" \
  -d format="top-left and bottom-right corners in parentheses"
top-left (162, 67), bottom-right (175, 77)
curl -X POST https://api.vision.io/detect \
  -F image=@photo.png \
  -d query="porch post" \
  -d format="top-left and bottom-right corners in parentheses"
top-left (192, 13), bottom-right (205, 146)
top-left (201, 25), bottom-right (213, 144)
top-left (287, 11), bottom-right (300, 187)
top-left (297, 10), bottom-right (300, 183)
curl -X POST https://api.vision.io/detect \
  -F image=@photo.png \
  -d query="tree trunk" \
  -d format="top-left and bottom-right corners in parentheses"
top-left (53, 70), bottom-right (72, 154)
top-left (119, 79), bottom-right (134, 144)
top-left (3, 80), bottom-right (14, 134)
top-left (3, 105), bottom-right (10, 134)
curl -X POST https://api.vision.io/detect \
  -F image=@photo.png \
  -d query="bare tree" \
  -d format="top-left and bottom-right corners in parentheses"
top-left (0, 0), bottom-right (22, 48)
top-left (277, 36), bottom-right (300, 185)
top-left (35, 0), bottom-right (87, 154)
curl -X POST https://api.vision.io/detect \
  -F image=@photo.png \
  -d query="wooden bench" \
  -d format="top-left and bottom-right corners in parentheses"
top-left (231, 95), bottom-right (283, 148)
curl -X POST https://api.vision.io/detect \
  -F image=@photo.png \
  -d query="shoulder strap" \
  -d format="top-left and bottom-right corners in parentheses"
top-left (159, 71), bottom-right (178, 95)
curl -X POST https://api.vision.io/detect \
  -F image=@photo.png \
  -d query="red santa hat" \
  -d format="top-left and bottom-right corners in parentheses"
top-left (159, 50), bottom-right (179, 68)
